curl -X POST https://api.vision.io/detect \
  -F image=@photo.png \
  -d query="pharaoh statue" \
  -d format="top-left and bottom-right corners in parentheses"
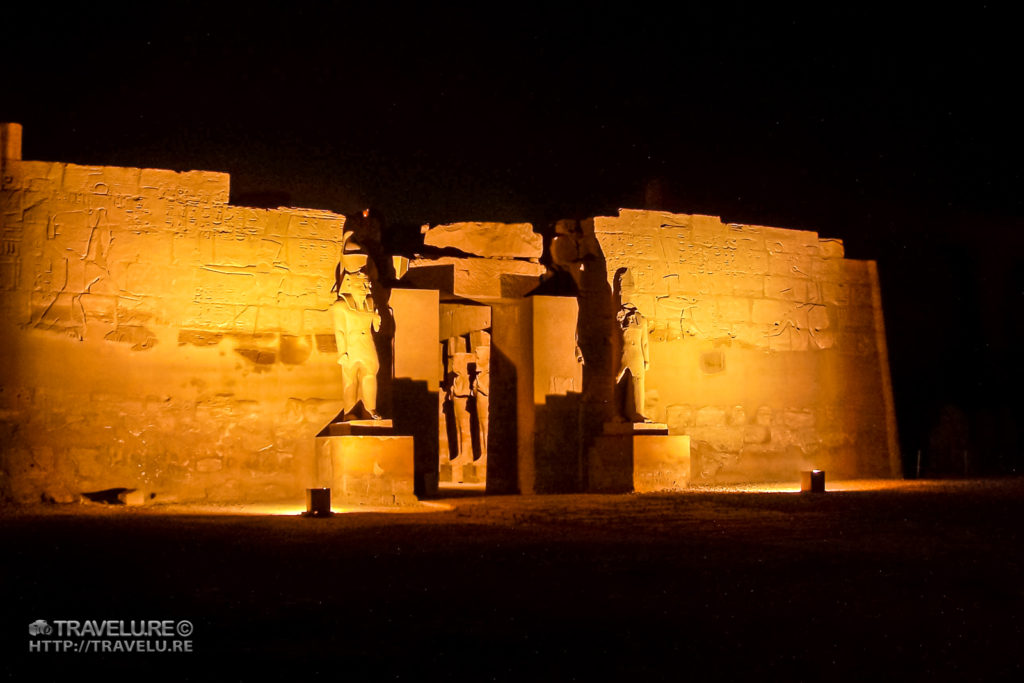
top-left (448, 351), bottom-right (474, 464)
top-left (615, 303), bottom-right (650, 422)
top-left (472, 343), bottom-right (490, 463)
top-left (333, 233), bottom-right (382, 421)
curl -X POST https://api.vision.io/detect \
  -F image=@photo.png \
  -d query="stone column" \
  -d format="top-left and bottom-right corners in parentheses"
top-left (492, 296), bottom-right (584, 494)
top-left (0, 122), bottom-right (22, 183)
top-left (390, 288), bottom-right (441, 497)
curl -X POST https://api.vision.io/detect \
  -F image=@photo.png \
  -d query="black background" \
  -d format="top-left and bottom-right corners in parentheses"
top-left (4, 2), bottom-right (1021, 474)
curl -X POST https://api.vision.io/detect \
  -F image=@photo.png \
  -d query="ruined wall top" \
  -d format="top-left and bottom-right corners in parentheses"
top-left (421, 221), bottom-right (543, 260)
top-left (586, 208), bottom-right (869, 353)
top-left (4, 159), bottom-right (232, 205)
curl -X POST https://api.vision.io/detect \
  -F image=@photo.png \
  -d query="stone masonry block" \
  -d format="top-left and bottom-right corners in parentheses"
top-left (3, 161), bottom-right (65, 192)
top-left (764, 275), bottom-right (809, 301)
top-left (690, 214), bottom-right (725, 247)
top-left (840, 259), bottom-right (872, 284)
top-left (822, 281), bottom-right (851, 306)
top-left (812, 258), bottom-right (843, 282)
top-left (284, 212), bottom-right (346, 241)
top-left (768, 252), bottom-right (813, 278)
top-left (727, 273), bottom-right (765, 297)
top-left (62, 165), bottom-right (143, 197)
top-left (716, 296), bottom-right (751, 322)
top-left (696, 406), bottom-right (728, 426)
top-left (139, 168), bottom-right (230, 203)
top-left (763, 226), bottom-right (820, 255)
top-left (729, 224), bottom-right (767, 251)
top-left (731, 248), bottom-right (769, 275)
top-left (751, 299), bottom-right (791, 325)
top-left (818, 238), bottom-right (845, 259)
top-left (423, 221), bottom-right (542, 259)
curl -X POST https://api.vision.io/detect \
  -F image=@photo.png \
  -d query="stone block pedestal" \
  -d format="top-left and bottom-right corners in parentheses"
top-left (315, 420), bottom-right (417, 505)
top-left (633, 434), bottom-right (691, 492)
top-left (588, 423), bottom-right (690, 493)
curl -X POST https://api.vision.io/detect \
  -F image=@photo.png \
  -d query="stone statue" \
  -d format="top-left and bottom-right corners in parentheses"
top-left (472, 344), bottom-right (490, 463)
top-left (615, 303), bottom-right (650, 422)
top-left (333, 235), bottom-right (382, 421)
top-left (448, 351), bottom-right (474, 464)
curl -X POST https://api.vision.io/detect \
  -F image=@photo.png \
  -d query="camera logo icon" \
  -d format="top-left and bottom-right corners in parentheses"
top-left (28, 620), bottom-right (52, 636)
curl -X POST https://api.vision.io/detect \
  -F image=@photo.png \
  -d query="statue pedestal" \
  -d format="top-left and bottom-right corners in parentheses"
top-left (321, 419), bottom-right (396, 437)
top-left (588, 423), bottom-right (690, 493)
top-left (315, 420), bottom-right (417, 506)
top-left (601, 421), bottom-right (669, 436)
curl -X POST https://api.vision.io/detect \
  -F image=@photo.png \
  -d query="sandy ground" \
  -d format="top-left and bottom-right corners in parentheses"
top-left (2, 478), bottom-right (1022, 680)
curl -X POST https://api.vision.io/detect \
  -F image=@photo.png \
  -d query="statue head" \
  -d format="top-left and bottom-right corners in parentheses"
top-left (339, 270), bottom-right (372, 307)
top-left (618, 303), bottom-right (640, 327)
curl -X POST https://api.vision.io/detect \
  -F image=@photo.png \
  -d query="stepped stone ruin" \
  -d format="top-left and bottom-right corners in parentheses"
top-left (0, 123), bottom-right (900, 505)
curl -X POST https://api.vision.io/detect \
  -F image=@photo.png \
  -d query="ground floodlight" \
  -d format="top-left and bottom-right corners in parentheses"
top-left (801, 470), bottom-right (826, 493)
top-left (304, 488), bottom-right (332, 517)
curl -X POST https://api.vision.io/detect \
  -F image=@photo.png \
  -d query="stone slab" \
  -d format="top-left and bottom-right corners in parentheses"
top-left (405, 257), bottom-right (545, 300)
top-left (422, 221), bottom-right (542, 259)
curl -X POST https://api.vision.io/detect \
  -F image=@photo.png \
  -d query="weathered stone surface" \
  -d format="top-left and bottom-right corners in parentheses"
top-left (440, 303), bottom-right (491, 340)
top-left (316, 434), bottom-right (417, 506)
top-left (581, 208), bottom-right (900, 484)
top-left (589, 433), bottom-right (691, 493)
top-left (391, 288), bottom-right (441, 497)
top-left (818, 238), bottom-right (845, 259)
top-left (0, 130), bottom-right (901, 503)
top-left (422, 222), bottom-right (542, 259)
top-left (0, 150), bottom-right (348, 504)
top-left (634, 435), bottom-right (691, 492)
top-left (403, 256), bottom-right (545, 300)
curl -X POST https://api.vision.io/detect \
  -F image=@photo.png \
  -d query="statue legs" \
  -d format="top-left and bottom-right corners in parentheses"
top-left (452, 395), bottom-right (471, 464)
top-left (631, 369), bottom-right (645, 421)
top-left (475, 393), bottom-right (488, 463)
top-left (360, 369), bottom-right (378, 418)
top-left (341, 361), bottom-right (379, 419)
top-left (615, 365), bottom-right (646, 422)
top-left (341, 363), bottom-right (360, 417)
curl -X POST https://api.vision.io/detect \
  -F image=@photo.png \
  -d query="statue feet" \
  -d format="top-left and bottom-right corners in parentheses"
top-left (342, 401), bottom-right (383, 422)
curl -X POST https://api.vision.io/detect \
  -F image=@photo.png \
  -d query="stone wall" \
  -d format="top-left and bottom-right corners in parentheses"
top-left (0, 133), bottom-right (347, 503)
top-left (582, 209), bottom-right (899, 482)
top-left (0, 124), bottom-right (901, 501)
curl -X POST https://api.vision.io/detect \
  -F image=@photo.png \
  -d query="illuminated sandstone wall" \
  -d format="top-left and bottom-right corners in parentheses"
top-left (583, 209), bottom-right (900, 482)
top-left (0, 131), bottom-right (346, 503)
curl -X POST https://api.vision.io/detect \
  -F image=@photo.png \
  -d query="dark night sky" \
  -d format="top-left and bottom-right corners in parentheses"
top-left (4, 3), bottom-right (1022, 472)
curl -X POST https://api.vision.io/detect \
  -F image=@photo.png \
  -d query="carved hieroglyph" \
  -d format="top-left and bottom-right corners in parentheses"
top-left (0, 124), bottom-right (349, 504)
top-left (0, 123), bottom-right (900, 503)
top-left (588, 209), bottom-right (900, 482)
